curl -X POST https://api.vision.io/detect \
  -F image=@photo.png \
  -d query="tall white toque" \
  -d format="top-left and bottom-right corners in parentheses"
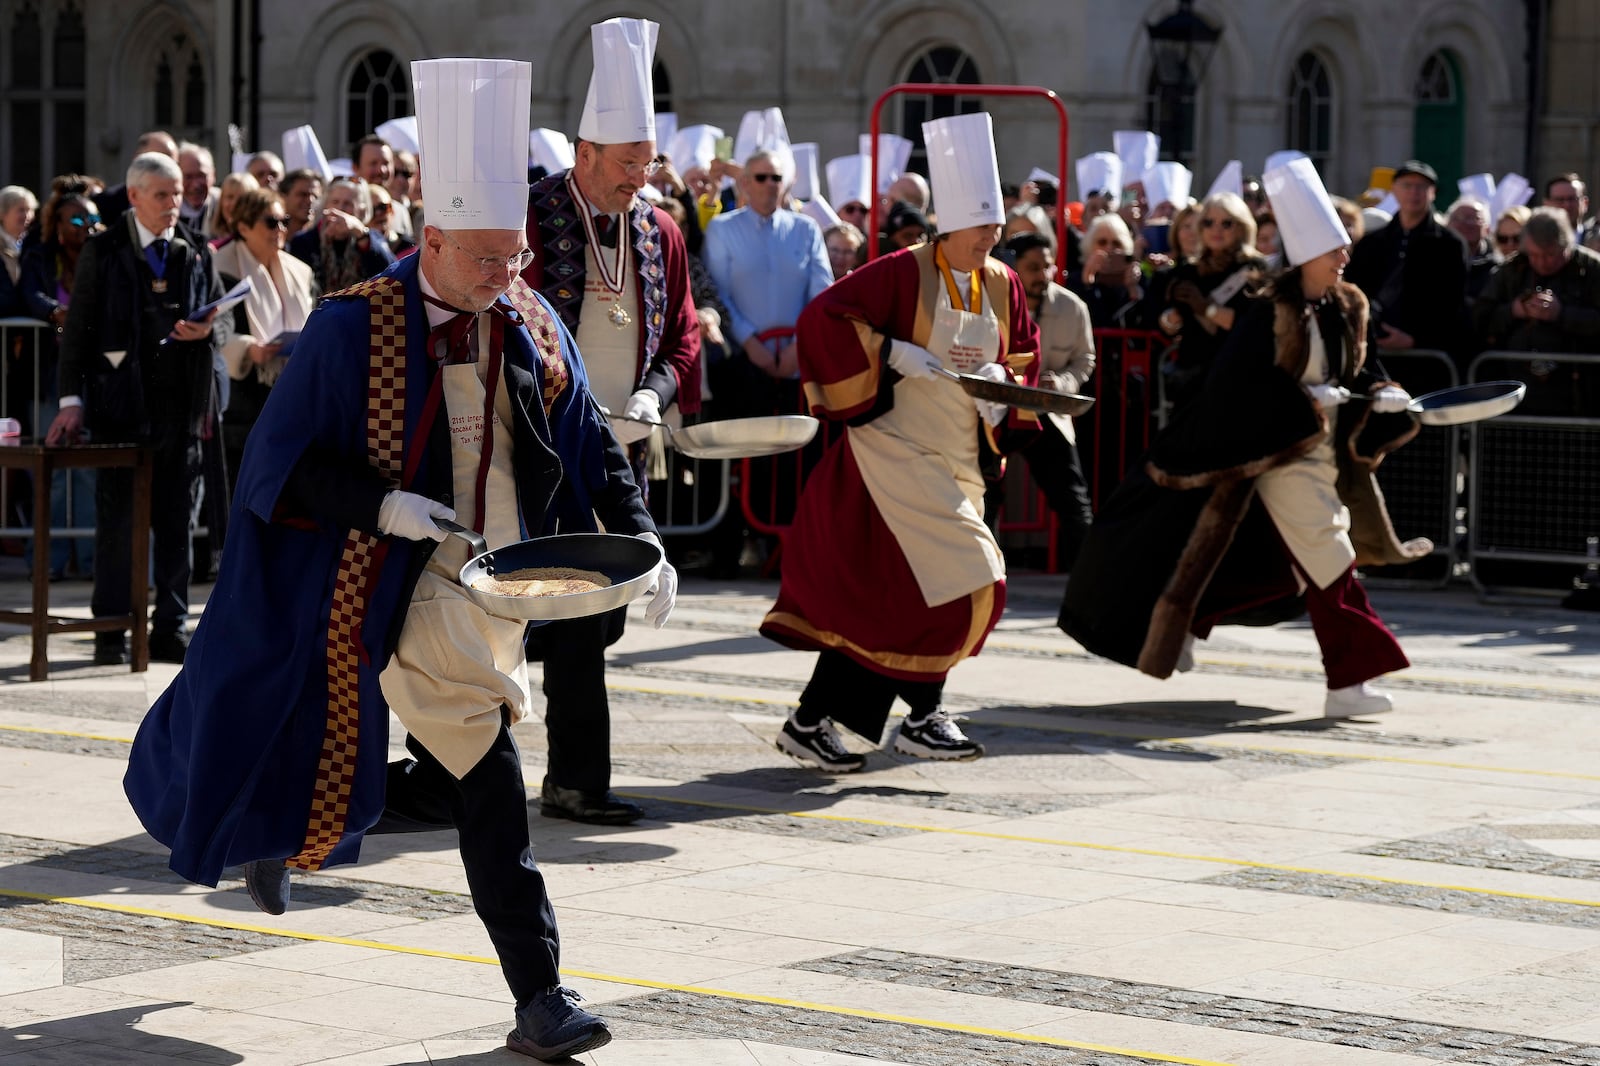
top-left (923, 111), bottom-right (1004, 232)
top-left (1113, 130), bottom-right (1159, 186)
top-left (375, 116), bottom-right (420, 156)
top-left (578, 17), bottom-right (658, 145)
top-left (827, 154), bottom-right (872, 211)
top-left (859, 133), bottom-right (913, 194)
top-left (412, 58), bottom-right (532, 230)
top-left (1206, 159), bottom-right (1243, 200)
top-left (528, 128), bottom-right (575, 174)
top-left (791, 143), bottom-right (821, 202)
top-left (281, 125), bottom-right (332, 183)
top-left (1265, 155), bottom-right (1350, 267)
top-left (1075, 151), bottom-right (1123, 202)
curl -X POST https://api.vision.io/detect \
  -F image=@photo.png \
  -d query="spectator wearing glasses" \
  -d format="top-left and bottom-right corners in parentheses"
top-left (1493, 204), bottom-right (1532, 256)
top-left (19, 187), bottom-right (101, 578)
top-left (824, 221), bottom-right (864, 280)
top-left (1151, 191), bottom-right (1266, 416)
top-left (1543, 173), bottom-right (1591, 247)
top-left (826, 154), bottom-right (873, 236)
top-left (389, 148), bottom-right (423, 237)
top-left (287, 177), bottom-right (395, 294)
top-left (212, 188), bottom-right (317, 488)
top-left (518, 17), bottom-right (700, 827)
top-left (1475, 206), bottom-right (1600, 366)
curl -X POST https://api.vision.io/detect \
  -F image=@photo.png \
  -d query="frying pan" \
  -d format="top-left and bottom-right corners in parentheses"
top-left (610, 413), bottom-right (820, 460)
top-left (1351, 381), bottom-right (1527, 426)
top-left (933, 367), bottom-right (1096, 416)
top-left (435, 519), bottom-right (662, 621)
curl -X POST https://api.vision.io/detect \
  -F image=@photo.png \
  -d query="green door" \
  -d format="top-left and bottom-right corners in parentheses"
top-left (1412, 51), bottom-right (1465, 193)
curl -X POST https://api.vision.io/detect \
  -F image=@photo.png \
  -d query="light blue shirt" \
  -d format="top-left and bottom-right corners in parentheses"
top-left (703, 207), bottom-right (833, 345)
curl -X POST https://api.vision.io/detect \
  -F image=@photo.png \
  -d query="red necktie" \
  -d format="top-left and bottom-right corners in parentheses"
top-left (422, 294), bottom-right (476, 364)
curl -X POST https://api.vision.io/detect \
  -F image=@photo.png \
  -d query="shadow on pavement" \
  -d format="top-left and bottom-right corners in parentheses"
top-left (0, 1002), bottom-right (243, 1063)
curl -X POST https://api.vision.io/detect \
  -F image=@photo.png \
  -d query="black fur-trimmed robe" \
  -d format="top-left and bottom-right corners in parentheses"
top-left (1059, 280), bottom-right (1430, 680)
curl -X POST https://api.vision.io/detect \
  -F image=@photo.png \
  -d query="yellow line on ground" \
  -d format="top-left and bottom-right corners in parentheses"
top-left (0, 885), bottom-right (1238, 1066)
top-left (0, 722), bottom-right (142, 744)
top-left (620, 792), bottom-right (1600, 909)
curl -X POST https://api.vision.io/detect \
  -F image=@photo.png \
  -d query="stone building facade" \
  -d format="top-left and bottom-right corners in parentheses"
top-left (0, 0), bottom-right (1588, 207)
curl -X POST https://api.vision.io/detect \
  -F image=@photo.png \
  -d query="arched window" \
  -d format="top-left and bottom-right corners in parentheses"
top-left (1285, 52), bottom-right (1333, 174)
top-left (652, 58), bottom-right (672, 118)
top-left (898, 45), bottom-right (982, 174)
top-left (3, 1), bottom-right (88, 191)
top-left (1412, 50), bottom-right (1464, 192)
top-left (346, 49), bottom-right (410, 148)
top-left (1145, 67), bottom-right (1196, 167)
top-left (152, 29), bottom-right (206, 134)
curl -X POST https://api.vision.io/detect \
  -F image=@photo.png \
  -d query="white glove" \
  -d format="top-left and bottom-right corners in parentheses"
top-left (609, 389), bottom-right (661, 446)
top-left (971, 362), bottom-right (1009, 426)
top-left (887, 339), bottom-right (944, 380)
top-left (637, 531), bottom-right (677, 628)
top-left (1369, 385), bottom-right (1412, 414)
top-left (378, 491), bottom-right (455, 542)
top-left (1307, 384), bottom-right (1351, 409)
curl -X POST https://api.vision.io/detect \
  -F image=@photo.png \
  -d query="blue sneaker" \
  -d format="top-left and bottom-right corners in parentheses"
top-left (507, 985), bottom-right (612, 1060)
top-left (242, 859), bottom-right (291, 915)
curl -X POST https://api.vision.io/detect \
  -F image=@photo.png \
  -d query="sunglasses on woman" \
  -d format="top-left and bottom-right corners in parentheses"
top-left (750, 173), bottom-right (784, 184)
top-left (1494, 232), bottom-right (1519, 247)
top-left (1200, 217), bottom-right (1235, 230)
top-left (260, 216), bottom-right (290, 230)
top-left (66, 214), bottom-right (101, 228)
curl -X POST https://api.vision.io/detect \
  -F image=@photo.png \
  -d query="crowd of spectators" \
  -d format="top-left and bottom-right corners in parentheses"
top-left (2, 119), bottom-right (1597, 624)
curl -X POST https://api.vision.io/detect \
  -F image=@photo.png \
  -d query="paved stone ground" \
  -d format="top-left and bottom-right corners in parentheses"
top-left (1, 572), bottom-right (1599, 1065)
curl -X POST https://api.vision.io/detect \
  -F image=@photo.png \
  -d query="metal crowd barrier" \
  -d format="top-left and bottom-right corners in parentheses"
top-left (1078, 328), bottom-right (1170, 511)
top-left (1466, 350), bottom-right (1600, 598)
top-left (1363, 348), bottom-right (1459, 589)
top-left (647, 445), bottom-right (732, 537)
top-left (0, 318), bottom-right (93, 548)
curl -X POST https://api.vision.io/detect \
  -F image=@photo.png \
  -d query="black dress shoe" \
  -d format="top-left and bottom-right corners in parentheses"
top-left (148, 629), bottom-right (190, 664)
top-left (242, 859), bottom-right (291, 915)
top-left (539, 781), bottom-right (644, 825)
top-left (93, 636), bottom-right (128, 666)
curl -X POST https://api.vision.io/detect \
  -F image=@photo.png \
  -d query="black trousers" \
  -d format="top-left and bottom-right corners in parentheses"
top-left (369, 716), bottom-right (560, 1004)
top-left (92, 433), bottom-right (198, 636)
top-left (795, 649), bottom-right (945, 743)
top-left (528, 609), bottom-right (623, 795)
top-left (984, 418), bottom-right (1095, 572)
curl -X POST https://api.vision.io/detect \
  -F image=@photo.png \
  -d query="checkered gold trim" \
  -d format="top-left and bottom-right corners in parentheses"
top-left (288, 275), bottom-right (405, 871)
top-left (502, 278), bottom-right (568, 417)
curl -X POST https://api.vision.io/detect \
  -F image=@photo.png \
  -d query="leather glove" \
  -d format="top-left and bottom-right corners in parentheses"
top-left (609, 389), bottom-right (661, 446)
top-left (887, 339), bottom-right (944, 380)
top-left (637, 531), bottom-right (677, 628)
top-left (1369, 385), bottom-right (1412, 414)
top-left (378, 491), bottom-right (455, 542)
top-left (971, 361), bottom-right (1009, 426)
top-left (1307, 384), bottom-right (1351, 409)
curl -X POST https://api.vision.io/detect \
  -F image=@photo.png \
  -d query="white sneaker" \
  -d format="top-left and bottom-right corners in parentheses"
top-left (1324, 682), bottom-right (1393, 718)
top-left (1175, 634), bottom-right (1196, 674)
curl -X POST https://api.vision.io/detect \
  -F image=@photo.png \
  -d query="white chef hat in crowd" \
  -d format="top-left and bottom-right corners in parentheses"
top-left (1264, 155), bottom-right (1349, 266)
top-left (1489, 173), bottom-right (1534, 222)
top-left (734, 107), bottom-right (793, 180)
top-left (666, 124), bottom-right (724, 171)
top-left (790, 143), bottom-right (822, 202)
top-left (1206, 160), bottom-right (1244, 200)
top-left (1075, 152), bottom-right (1122, 201)
top-left (827, 154), bottom-right (872, 211)
top-left (1144, 161), bottom-right (1193, 210)
top-left (1113, 130), bottom-right (1159, 186)
top-left (412, 58), bottom-right (532, 230)
top-left (528, 128), bottom-right (575, 174)
top-left (860, 133), bottom-right (913, 194)
top-left (1458, 172), bottom-right (1496, 207)
top-left (376, 116), bottom-right (420, 156)
top-left (1264, 149), bottom-right (1308, 177)
top-left (282, 125), bottom-right (332, 183)
top-left (923, 111), bottom-right (1004, 232)
top-left (801, 195), bottom-right (841, 231)
top-left (578, 17), bottom-right (657, 145)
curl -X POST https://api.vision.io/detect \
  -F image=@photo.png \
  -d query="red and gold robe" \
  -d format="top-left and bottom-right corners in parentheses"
top-left (759, 243), bottom-right (1039, 682)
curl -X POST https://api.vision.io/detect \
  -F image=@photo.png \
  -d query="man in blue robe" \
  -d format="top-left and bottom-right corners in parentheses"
top-left (122, 59), bottom-right (675, 1062)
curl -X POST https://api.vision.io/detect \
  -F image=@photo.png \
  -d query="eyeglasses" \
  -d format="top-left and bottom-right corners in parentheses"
top-left (66, 214), bottom-right (101, 228)
top-left (750, 173), bottom-right (784, 185)
top-left (1200, 217), bottom-right (1235, 230)
top-left (440, 230), bottom-right (535, 275)
top-left (395, 169), bottom-right (414, 179)
top-left (260, 216), bottom-right (289, 230)
top-left (606, 155), bottom-right (661, 179)
top-left (838, 203), bottom-right (868, 217)
top-left (1495, 232), bottom-right (1520, 246)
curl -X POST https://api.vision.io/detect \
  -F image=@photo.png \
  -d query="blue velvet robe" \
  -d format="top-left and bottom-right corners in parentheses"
top-left (123, 255), bottom-right (651, 886)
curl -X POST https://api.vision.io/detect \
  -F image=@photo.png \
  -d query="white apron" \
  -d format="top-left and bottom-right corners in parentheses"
top-left (1253, 315), bottom-right (1357, 590)
top-left (380, 320), bottom-right (532, 778)
top-left (849, 256), bottom-right (1006, 607)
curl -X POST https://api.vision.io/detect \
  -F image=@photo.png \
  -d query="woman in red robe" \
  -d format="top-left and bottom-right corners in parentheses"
top-left (759, 112), bottom-right (1039, 772)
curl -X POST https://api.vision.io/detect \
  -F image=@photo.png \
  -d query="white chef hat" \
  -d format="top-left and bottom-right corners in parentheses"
top-left (230, 152), bottom-right (253, 176)
top-left (412, 58), bottom-right (532, 230)
top-left (282, 125), bottom-right (332, 183)
top-left (790, 143), bottom-right (821, 202)
top-left (1144, 162), bottom-right (1193, 210)
top-left (1113, 131), bottom-right (1159, 186)
top-left (578, 18), bottom-right (657, 145)
top-left (653, 112), bottom-right (677, 159)
top-left (375, 116), bottom-right (420, 157)
top-left (666, 124), bottom-right (723, 171)
top-left (1206, 159), bottom-right (1243, 200)
top-left (923, 111), bottom-right (1004, 232)
top-left (801, 195), bottom-right (841, 231)
top-left (1264, 149), bottom-right (1308, 176)
top-left (1457, 173), bottom-right (1495, 207)
top-left (827, 154), bottom-right (871, 210)
top-left (328, 157), bottom-right (355, 178)
top-left (1264, 156), bottom-right (1349, 266)
top-left (1025, 166), bottom-right (1059, 188)
top-left (1490, 172), bottom-right (1533, 222)
top-left (1075, 151), bottom-right (1122, 201)
top-left (734, 107), bottom-right (792, 179)
top-left (528, 128), bottom-right (575, 174)
top-left (859, 133), bottom-right (913, 194)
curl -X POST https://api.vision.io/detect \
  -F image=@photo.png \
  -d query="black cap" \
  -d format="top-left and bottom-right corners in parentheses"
top-left (1393, 159), bottom-right (1438, 186)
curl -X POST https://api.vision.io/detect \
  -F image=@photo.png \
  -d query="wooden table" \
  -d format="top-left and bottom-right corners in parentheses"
top-left (0, 442), bottom-right (152, 680)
